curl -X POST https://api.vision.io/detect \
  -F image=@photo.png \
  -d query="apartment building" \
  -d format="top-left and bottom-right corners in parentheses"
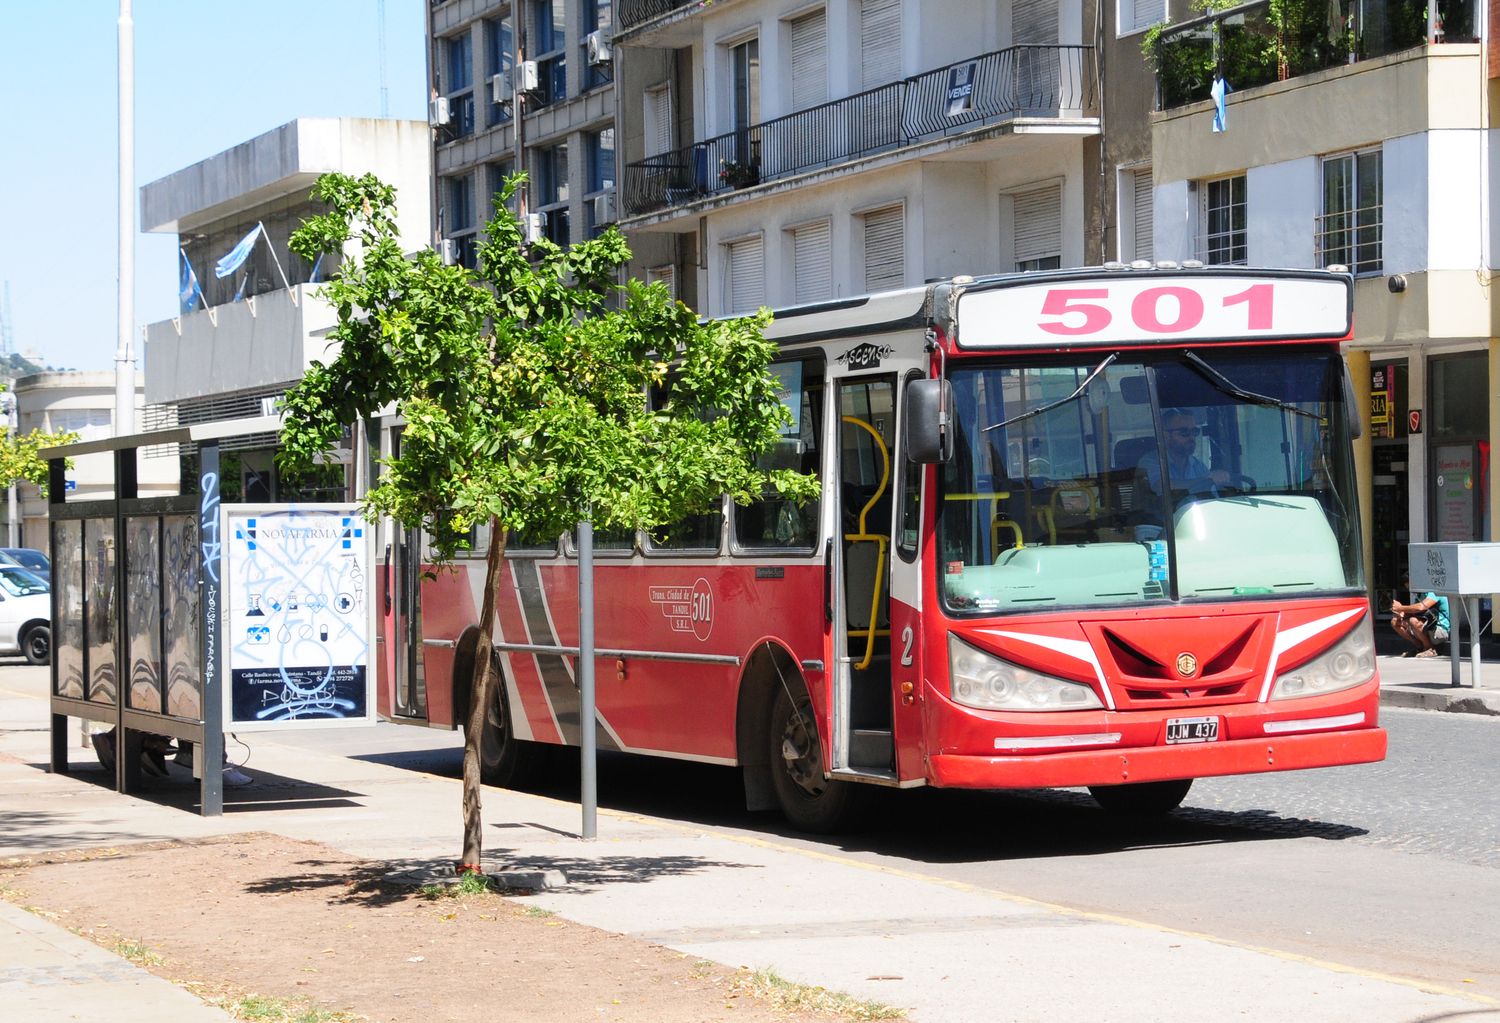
top-left (140, 117), bottom-right (429, 502)
top-left (1144, 0), bottom-right (1491, 600)
top-left (428, 0), bottom-right (617, 266)
top-left (611, 0), bottom-right (1103, 313)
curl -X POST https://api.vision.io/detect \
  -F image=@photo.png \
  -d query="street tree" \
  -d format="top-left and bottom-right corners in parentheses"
top-left (0, 388), bottom-right (76, 497)
top-left (279, 172), bottom-right (816, 870)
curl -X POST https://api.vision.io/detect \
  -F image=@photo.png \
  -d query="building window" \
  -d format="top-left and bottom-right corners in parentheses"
top-left (444, 32), bottom-right (475, 138)
top-left (535, 143), bottom-right (570, 247)
top-left (647, 264), bottom-right (677, 299)
top-left (585, 128), bottom-right (614, 238)
top-left (1010, 184), bottom-right (1061, 272)
top-left (1119, 0), bottom-right (1166, 34)
top-left (581, 0), bottom-right (613, 90)
top-left (644, 85), bottom-right (673, 157)
top-left (728, 36), bottom-right (761, 168)
top-left (445, 174), bottom-right (478, 268)
top-left (1120, 166), bottom-right (1153, 262)
top-left (725, 235), bottom-right (765, 314)
top-left (485, 160), bottom-right (516, 223)
top-left (859, 0), bottom-right (901, 87)
top-left (1200, 174), bottom-right (1246, 265)
top-left (532, 0), bottom-right (568, 107)
top-left (790, 219), bottom-right (832, 304)
top-left (1319, 149), bottom-right (1382, 275)
top-left (788, 9), bottom-right (828, 111)
top-left (484, 16), bottom-right (513, 128)
top-left (862, 205), bottom-right (904, 292)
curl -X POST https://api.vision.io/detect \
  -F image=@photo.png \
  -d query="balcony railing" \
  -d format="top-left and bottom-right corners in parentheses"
top-left (1316, 204), bottom-right (1383, 275)
top-left (1151, 0), bottom-right (1475, 110)
top-left (619, 0), bottom-right (698, 31)
top-left (623, 45), bottom-right (1096, 218)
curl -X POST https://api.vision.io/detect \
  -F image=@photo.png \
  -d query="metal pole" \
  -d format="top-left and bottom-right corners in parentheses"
top-left (1469, 595), bottom-right (1483, 689)
top-left (115, 0), bottom-right (136, 436)
top-left (578, 518), bottom-right (597, 840)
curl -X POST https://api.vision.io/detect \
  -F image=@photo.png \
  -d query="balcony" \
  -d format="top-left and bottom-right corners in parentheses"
top-left (1150, 0), bottom-right (1472, 110)
top-left (623, 45), bottom-right (1097, 219)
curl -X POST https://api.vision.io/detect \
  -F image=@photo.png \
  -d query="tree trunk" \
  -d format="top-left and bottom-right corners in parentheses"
top-left (460, 517), bottom-right (509, 872)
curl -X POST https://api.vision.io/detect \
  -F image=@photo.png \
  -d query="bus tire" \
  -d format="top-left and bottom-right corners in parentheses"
top-left (767, 685), bottom-right (867, 833)
top-left (1088, 778), bottom-right (1193, 815)
top-left (454, 626), bottom-right (535, 789)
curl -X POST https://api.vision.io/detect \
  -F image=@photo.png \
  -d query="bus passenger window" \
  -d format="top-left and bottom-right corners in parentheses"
top-left (734, 356), bottom-right (824, 552)
top-left (647, 504), bottom-right (724, 553)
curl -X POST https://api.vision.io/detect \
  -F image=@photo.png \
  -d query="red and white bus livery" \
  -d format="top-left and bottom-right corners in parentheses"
top-left (376, 265), bottom-right (1387, 830)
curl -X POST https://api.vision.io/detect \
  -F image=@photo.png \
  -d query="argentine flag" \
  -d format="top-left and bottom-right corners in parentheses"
top-left (178, 248), bottom-right (205, 314)
top-left (215, 223), bottom-right (264, 279)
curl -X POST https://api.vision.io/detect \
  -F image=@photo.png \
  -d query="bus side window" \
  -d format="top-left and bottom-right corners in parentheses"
top-left (734, 356), bottom-right (824, 553)
top-left (896, 372), bottom-right (924, 562)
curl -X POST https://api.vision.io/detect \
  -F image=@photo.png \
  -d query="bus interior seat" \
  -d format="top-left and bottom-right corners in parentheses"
top-left (1112, 436), bottom-right (1158, 513)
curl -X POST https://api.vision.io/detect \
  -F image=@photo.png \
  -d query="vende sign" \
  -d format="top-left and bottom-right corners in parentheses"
top-left (955, 273), bottom-right (1352, 347)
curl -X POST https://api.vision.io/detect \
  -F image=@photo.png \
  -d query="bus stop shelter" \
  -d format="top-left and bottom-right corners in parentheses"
top-left (42, 415), bottom-right (280, 816)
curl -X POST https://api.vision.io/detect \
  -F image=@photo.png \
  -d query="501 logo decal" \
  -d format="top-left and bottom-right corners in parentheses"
top-left (650, 578), bottom-right (715, 641)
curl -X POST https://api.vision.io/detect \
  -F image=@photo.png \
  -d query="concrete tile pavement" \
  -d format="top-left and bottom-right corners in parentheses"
top-left (1, 661), bottom-right (1496, 1022)
top-left (1376, 652), bottom-right (1500, 715)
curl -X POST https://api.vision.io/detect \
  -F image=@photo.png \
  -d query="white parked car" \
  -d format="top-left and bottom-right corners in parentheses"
top-left (0, 565), bottom-right (50, 664)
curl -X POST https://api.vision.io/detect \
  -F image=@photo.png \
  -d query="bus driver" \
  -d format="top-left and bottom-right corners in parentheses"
top-left (1131, 408), bottom-right (1230, 541)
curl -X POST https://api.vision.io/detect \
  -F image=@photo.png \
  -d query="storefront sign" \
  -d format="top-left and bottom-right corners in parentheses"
top-left (1370, 366), bottom-right (1391, 438)
top-left (222, 504), bottom-right (375, 731)
top-left (1434, 445), bottom-right (1477, 541)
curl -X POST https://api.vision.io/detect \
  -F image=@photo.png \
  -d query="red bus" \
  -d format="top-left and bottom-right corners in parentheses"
top-left (375, 265), bottom-right (1387, 831)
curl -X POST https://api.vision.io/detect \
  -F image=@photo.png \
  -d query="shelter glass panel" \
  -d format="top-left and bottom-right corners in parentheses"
top-left (52, 519), bottom-right (83, 699)
top-left (85, 518), bottom-right (117, 705)
top-left (163, 514), bottom-right (203, 719)
top-left (126, 517), bottom-right (164, 713)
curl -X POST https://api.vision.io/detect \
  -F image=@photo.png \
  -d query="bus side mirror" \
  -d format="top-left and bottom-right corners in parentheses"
top-left (905, 379), bottom-right (954, 464)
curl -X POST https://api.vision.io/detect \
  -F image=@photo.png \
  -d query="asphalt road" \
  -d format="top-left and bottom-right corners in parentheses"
top-left (281, 704), bottom-right (1500, 1001)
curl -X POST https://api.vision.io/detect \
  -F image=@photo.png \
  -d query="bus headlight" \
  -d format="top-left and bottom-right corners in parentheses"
top-left (948, 635), bottom-right (1103, 712)
top-left (1271, 621), bottom-right (1375, 700)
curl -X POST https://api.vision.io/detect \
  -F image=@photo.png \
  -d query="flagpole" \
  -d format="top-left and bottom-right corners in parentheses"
top-left (115, 0), bottom-right (136, 436)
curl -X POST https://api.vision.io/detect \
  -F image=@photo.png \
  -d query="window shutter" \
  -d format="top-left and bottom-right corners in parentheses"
top-left (1132, 168), bottom-right (1153, 261)
top-left (1013, 185), bottom-right (1061, 266)
top-left (727, 237), bottom-right (765, 313)
top-left (793, 220), bottom-right (832, 303)
top-left (860, 0), bottom-right (901, 88)
top-left (863, 205), bottom-right (904, 292)
top-left (645, 87), bottom-right (673, 157)
top-left (790, 10), bottom-right (828, 111)
top-left (647, 264), bottom-right (676, 299)
top-left (1013, 0), bottom-right (1058, 43)
top-left (1128, 0), bottom-right (1165, 31)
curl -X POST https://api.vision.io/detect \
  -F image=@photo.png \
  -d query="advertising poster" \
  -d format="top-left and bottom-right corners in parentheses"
top-left (222, 504), bottom-right (375, 731)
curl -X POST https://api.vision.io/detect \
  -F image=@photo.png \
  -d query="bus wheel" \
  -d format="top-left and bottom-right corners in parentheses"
top-left (1088, 779), bottom-right (1193, 815)
top-left (767, 686), bottom-right (866, 833)
top-left (479, 664), bottom-right (537, 788)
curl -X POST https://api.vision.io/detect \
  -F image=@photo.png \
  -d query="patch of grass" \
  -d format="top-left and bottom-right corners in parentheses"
top-left (733, 967), bottom-right (905, 1021)
top-left (522, 905), bottom-right (555, 918)
top-left (109, 937), bottom-right (164, 968)
top-left (419, 871), bottom-right (495, 900)
top-left (221, 991), bottom-right (360, 1023)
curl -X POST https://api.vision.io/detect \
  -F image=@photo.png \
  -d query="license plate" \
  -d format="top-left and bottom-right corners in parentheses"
top-left (1166, 716), bottom-right (1219, 744)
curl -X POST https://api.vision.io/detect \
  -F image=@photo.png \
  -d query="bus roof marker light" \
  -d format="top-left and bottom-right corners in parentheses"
top-left (1130, 260), bottom-right (1153, 270)
top-left (1103, 261), bottom-right (1128, 271)
top-left (952, 274), bottom-right (975, 285)
top-left (1327, 264), bottom-right (1349, 274)
top-left (1154, 260), bottom-right (1180, 270)
top-left (1182, 259), bottom-right (1204, 269)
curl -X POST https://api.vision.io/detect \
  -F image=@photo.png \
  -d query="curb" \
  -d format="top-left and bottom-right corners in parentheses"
top-left (1380, 687), bottom-right (1500, 716)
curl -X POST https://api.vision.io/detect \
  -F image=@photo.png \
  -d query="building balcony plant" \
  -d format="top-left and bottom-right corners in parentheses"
top-left (718, 160), bottom-right (760, 189)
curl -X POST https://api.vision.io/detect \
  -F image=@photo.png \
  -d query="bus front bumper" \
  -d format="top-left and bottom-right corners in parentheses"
top-left (927, 725), bottom-right (1387, 789)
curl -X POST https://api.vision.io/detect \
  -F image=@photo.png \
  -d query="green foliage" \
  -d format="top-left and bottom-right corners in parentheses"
top-left (0, 390), bottom-right (77, 496)
top-left (279, 171), bottom-right (816, 563)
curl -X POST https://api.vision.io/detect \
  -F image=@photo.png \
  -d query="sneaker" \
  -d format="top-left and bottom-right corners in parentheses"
top-left (222, 765), bottom-right (253, 787)
top-left (140, 747), bottom-right (170, 778)
top-left (93, 730), bottom-right (116, 774)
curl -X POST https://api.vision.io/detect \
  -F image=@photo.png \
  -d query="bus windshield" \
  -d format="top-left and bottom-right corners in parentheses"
top-left (938, 347), bottom-right (1362, 614)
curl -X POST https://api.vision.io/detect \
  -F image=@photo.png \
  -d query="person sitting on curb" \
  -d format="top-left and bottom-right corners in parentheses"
top-left (1390, 574), bottom-right (1450, 658)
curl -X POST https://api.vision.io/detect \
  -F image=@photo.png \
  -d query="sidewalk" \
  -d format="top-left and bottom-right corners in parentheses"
top-left (1376, 650), bottom-right (1500, 715)
top-left (0, 661), bottom-right (1495, 1023)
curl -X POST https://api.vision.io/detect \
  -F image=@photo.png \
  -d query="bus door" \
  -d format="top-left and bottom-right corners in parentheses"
top-left (381, 427), bottom-right (426, 720)
top-left (834, 374), bottom-right (897, 775)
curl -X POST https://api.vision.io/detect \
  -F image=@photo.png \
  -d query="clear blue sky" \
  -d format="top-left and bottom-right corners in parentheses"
top-left (0, 1), bottom-right (427, 372)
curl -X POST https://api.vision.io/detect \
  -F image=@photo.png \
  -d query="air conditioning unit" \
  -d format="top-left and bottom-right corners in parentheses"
top-left (438, 238), bottom-right (458, 265)
top-left (515, 60), bottom-right (540, 93)
top-left (491, 72), bottom-right (512, 106)
top-left (586, 29), bottom-right (612, 66)
top-left (592, 193), bottom-right (616, 224)
top-left (428, 95), bottom-right (450, 127)
top-left (524, 212), bottom-right (547, 243)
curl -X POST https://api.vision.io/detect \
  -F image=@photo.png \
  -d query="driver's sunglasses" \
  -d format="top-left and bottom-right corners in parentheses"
top-left (1168, 426), bottom-right (1202, 437)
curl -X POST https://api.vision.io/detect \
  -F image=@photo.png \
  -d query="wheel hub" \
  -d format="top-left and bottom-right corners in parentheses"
top-left (778, 706), bottom-right (825, 798)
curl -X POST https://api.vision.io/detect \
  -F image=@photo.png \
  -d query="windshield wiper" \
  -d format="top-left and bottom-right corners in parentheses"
top-left (1183, 352), bottom-right (1323, 423)
top-left (983, 353), bottom-right (1118, 434)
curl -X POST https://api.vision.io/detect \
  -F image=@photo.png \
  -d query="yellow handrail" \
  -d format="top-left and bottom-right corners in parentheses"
top-left (840, 415), bottom-right (890, 671)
